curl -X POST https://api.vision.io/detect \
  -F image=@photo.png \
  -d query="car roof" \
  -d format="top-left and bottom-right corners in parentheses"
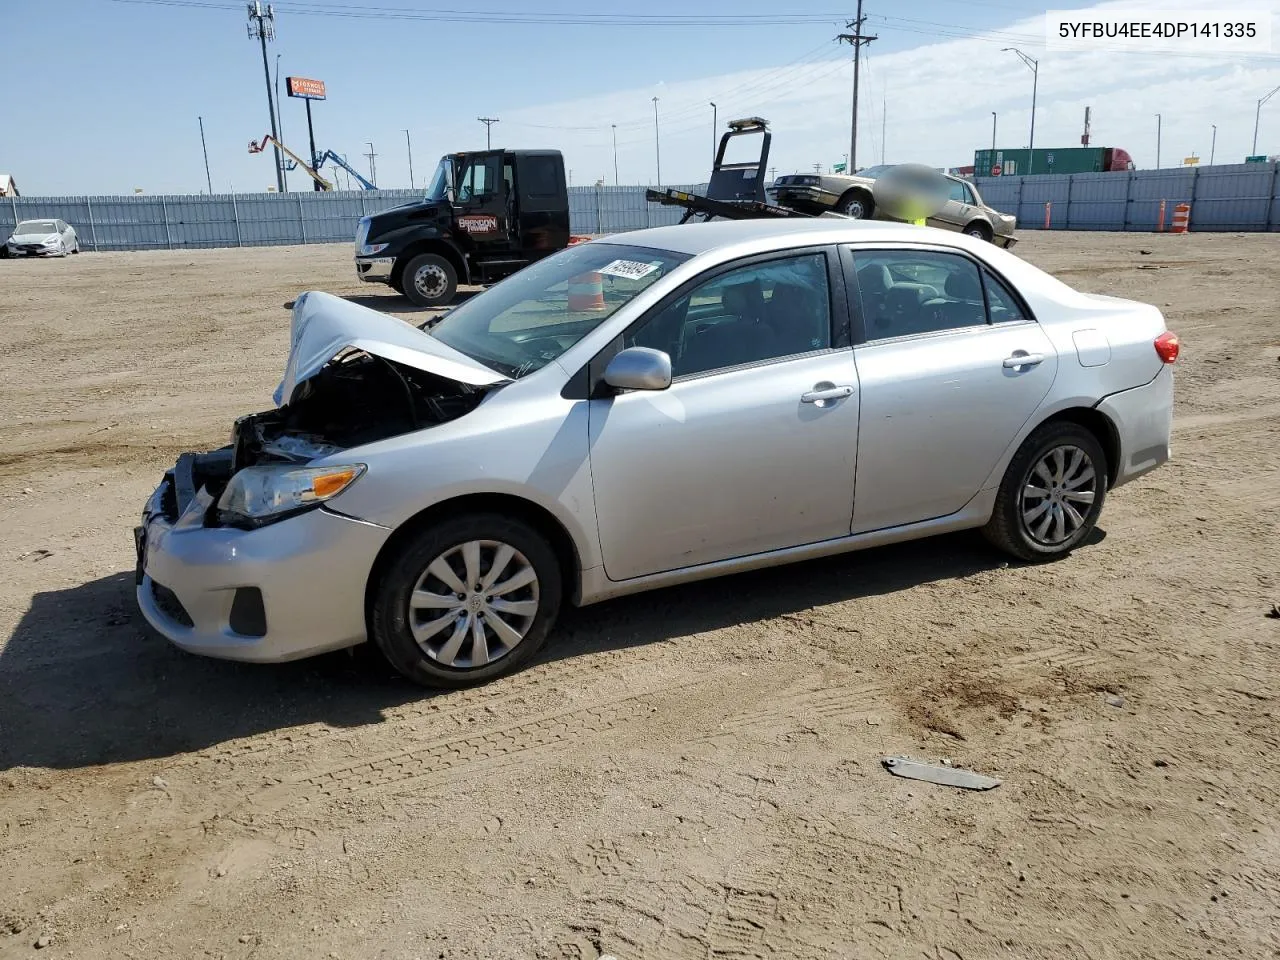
top-left (602, 217), bottom-right (951, 257)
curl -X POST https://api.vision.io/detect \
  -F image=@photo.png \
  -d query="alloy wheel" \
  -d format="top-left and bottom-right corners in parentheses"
top-left (1019, 444), bottom-right (1098, 545)
top-left (407, 539), bottom-right (540, 668)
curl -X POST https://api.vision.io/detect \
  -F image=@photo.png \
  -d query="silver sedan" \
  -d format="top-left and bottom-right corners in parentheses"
top-left (136, 219), bottom-right (1178, 687)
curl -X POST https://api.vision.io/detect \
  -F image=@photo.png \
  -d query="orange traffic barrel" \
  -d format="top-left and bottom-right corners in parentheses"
top-left (1171, 203), bottom-right (1191, 234)
top-left (567, 272), bottom-right (606, 311)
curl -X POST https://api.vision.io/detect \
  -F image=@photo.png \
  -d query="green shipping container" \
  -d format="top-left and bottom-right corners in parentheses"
top-left (974, 147), bottom-right (1116, 177)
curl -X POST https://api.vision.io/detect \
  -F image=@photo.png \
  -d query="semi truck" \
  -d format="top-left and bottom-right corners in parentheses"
top-left (974, 147), bottom-right (1135, 177)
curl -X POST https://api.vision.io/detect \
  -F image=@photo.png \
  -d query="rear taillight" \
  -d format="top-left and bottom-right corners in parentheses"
top-left (1154, 331), bottom-right (1180, 364)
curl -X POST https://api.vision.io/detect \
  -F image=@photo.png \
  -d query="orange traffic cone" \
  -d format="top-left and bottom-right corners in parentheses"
top-left (568, 272), bottom-right (606, 311)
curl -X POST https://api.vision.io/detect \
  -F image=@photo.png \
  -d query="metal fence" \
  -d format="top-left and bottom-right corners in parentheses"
top-left (974, 161), bottom-right (1280, 232)
top-left (4, 162), bottom-right (1277, 252)
top-left (2, 184), bottom-right (707, 252)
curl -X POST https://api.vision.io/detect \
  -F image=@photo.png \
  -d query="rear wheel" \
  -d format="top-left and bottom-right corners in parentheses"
top-left (964, 221), bottom-right (993, 242)
top-left (370, 513), bottom-right (563, 688)
top-left (838, 191), bottom-right (873, 219)
top-left (401, 253), bottom-right (458, 308)
top-left (982, 421), bottom-right (1108, 562)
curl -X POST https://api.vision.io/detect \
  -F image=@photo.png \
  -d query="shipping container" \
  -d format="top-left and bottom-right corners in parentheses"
top-left (974, 147), bottom-right (1134, 177)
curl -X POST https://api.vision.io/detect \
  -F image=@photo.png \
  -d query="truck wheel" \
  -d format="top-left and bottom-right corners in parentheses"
top-left (402, 253), bottom-right (458, 307)
top-left (838, 191), bottom-right (873, 219)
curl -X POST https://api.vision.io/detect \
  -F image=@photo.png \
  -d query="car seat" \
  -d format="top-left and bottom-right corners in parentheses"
top-left (767, 282), bottom-right (826, 355)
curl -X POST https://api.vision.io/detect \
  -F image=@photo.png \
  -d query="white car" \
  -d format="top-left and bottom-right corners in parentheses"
top-left (4, 219), bottom-right (79, 257)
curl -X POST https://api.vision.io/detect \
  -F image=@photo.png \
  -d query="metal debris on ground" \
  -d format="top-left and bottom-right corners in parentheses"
top-left (881, 756), bottom-right (1002, 791)
top-left (1266, 603), bottom-right (1279, 619)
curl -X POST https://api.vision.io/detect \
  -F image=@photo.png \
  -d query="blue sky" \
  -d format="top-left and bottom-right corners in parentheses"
top-left (3, 0), bottom-right (1279, 195)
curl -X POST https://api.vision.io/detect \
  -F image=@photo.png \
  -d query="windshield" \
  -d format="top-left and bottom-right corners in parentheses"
top-left (423, 158), bottom-right (451, 202)
top-left (430, 242), bottom-right (691, 378)
top-left (16, 220), bottom-right (58, 234)
top-left (854, 165), bottom-right (895, 180)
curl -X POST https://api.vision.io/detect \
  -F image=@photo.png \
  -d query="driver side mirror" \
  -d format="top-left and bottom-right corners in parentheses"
top-left (603, 347), bottom-right (672, 392)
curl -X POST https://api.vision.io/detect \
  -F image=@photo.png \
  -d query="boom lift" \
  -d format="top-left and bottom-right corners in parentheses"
top-left (312, 150), bottom-right (377, 190)
top-left (247, 134), bottom-right (334, 190)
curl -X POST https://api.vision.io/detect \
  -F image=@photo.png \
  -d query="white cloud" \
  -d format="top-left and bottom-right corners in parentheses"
top-left (480, 0), bottom-right (1280, 183)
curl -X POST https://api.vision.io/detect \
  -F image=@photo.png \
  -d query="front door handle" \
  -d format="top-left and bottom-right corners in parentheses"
top-left (1003, 352), bottom-right (1045, 369)
top-left (801, 384), bottom-right (855, 404)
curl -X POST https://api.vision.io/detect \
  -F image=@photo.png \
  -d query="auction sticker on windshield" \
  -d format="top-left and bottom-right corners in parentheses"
top-left (599, 259), bottom-right (661, 281)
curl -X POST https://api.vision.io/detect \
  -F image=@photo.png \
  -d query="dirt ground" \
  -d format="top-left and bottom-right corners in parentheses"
top-left (0, 233), bottom-right (1277, 960)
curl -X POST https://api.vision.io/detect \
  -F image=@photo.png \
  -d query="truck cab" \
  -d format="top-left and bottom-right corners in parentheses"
top-left (354, 149), bottom-right (569, 307)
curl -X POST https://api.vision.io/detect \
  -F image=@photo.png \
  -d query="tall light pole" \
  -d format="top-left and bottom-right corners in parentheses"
top-left (274, 52), bottom-right (289, 191)
top-left (991, 111), bottom-right (997, 151)
top-left (652, 96), bottom-right (661, 187)
top-left (404, 129), bottom-right (414, 189)
top-left (1253, 84), bottom-right (1280, 156)
top-left (198, 116), bottom-right (213, 194)
top-left (246, 2), bottom-right (285, 193)
top-left (1210, 124), bottom-right (1217, 166)
top-left (612, 123), bottom-right (619, 185)
top-left (1155, 113), bottom-right (1162, 169)
top-left (710, 101), bottom-right (717, 162)
top-left (1002, 47), bottom-right (1038, 174)
top-left (478, 117), bottom-right (499, 150)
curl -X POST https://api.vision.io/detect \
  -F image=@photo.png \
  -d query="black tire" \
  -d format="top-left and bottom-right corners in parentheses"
top-left (982, 421), bottom-right (1108, 562)
top-left (370, 513), bottom-right (563, 688)
top-left (838, 190), bottom-right (874, 219)
top-left (401, 253), bottom-right (457, 308)
top-left (964, 221), bottom-right (993, 242)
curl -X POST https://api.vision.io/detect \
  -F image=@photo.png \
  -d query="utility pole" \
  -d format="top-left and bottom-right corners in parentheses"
top-left (991, 111), bottom-right (997, 151)
top-left (246, 2), bottom-right (285, 193)
top-left (652, 97), bottom-right (662, 186)
top-left (1002, 47), bottom-right (1038, 174)
top-left (478, 117), bottom-right (499, 150)
top-left (1254, 84), bottom-right (1280, 156)
top-left (769, 166), bottom-right (777, 181)
top-left (881, 95), bottom-right (886, 164)
top-left (198, 116), bottom-right (213, 194)
top-left (365, 141), bottom-right (377, 186)
top-left (1210, 124), bottom-right (1217, 165)
top-left (837, 0), bottom-right (877, 172)
top-left (1155, 113), bottom-right (1161, 168)
top-left (612, 124), bottom-right (619, 185)
top-left (404, 129), bottom-right (415, 188)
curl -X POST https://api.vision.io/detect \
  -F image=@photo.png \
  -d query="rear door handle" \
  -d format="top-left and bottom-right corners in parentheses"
top-left (1003, 353), bottom-right (1045, 369)
top-left (801, 385), bottom-right (855, 404)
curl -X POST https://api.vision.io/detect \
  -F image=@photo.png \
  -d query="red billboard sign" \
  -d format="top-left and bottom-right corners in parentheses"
top-left (286, 76), bottom-right (326, 100)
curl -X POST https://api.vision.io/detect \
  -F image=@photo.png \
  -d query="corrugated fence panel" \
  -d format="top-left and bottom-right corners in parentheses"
top-left (1187, 163), bottom-right (1274, 231)
top-left (5, 171), bottom-right (1277, 250)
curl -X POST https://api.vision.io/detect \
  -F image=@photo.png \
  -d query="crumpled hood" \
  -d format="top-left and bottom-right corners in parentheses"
top-left (273, 291), bottom-right (509, 406)
top-left (8, 231), bottom-right (59, 244)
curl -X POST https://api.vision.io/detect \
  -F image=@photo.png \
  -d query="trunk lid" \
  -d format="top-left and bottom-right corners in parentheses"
top-left (273, 291), bottom-right (509, 406)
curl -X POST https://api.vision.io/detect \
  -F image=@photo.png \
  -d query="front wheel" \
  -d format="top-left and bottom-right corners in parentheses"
top-left (838, 191), bottom-right (873, 219)
top-left (982, 421), bottom-right (1108, 562)
top-left (964, 222), bottom-right (993, 242)
top-left (369, 514), bottom-right (563, 688)
top-left (401, 253), bottom-right (458, 308)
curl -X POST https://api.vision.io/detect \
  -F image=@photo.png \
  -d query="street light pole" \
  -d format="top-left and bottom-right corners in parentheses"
top-left (404, 129), bottom-right (414, 189)
top-left (991, 111), bottom-right (997, 151)
top-left (710, 101), bottom-right (717, 163)
top-left (1002, 48), bottom-right (1038, 173)
top-left (1210, 124), bottom-right (1217, 166)
top-left (274, 53), bottom-right (289, 191)
top-left (652, 96), bottom-right (661, 187)
top-left (1253, 84), bottom-right (1280, 156)
top-left (1156, 113), bottom-right (1162, 169)
top-left (612, 123), bottom-right (619, 186)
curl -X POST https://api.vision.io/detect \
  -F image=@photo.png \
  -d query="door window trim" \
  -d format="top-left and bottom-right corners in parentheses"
top-left (566, 243), bottom-right (852, 399)
top-left (839, 242), bottom-right (1038, 347)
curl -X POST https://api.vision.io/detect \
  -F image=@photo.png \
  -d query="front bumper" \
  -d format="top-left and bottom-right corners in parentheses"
top-left (355, 256), bottom-right (395, 284)
top-left (6, 244), bottom-right (61, 257)
top-left (774, 186), bottom-right (836, 209)
top-left (1096, 364), bottom-right (1173, 489)
top-left (135, 473), bottom-right (391, 663)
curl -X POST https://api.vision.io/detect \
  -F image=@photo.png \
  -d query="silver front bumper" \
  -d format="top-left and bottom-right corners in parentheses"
top-left (355, 256), bottom-right (394, 284)
top-left (135, 478), bottom-right (390, 663)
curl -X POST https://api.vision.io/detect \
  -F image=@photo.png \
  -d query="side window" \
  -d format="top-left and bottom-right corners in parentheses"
top-left (503, 162), bottom-right (514, 195)
top-left (626, 253), bottom-right (832, 378)
top-left (983, 270), bottom-right (1028, 323)
top-left (521, 156), bottom-right (560, 197)
top-left (947, 181), bottom-right (967, 203)
top-left (852, 250), bottom-right (987, 341)
top-left (962, 183), bottom-right (978, 205)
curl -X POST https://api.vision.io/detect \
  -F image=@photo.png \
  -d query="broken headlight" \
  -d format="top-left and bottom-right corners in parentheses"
top-left (216, 463), bottom-right (366, 528)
